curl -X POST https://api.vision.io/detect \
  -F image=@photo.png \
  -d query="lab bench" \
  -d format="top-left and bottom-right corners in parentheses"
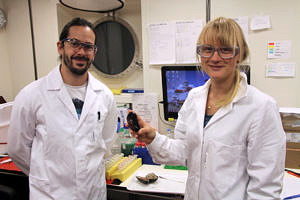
top-left (1, 161), bottom-right (298, 200)
top-left (0, 169), bottom-right (29, 200)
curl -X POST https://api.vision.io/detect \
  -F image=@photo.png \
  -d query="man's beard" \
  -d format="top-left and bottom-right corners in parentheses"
top-left (63, 54), bottom-right (92, 75)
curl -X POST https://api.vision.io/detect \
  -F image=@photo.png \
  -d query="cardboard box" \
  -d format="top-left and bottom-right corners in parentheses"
top-left (280, 108), bottom-right (300, 132)
top-left (280, 108), bottom-right (300, 169)
top-left (286, 142), bottom-right (300, 169)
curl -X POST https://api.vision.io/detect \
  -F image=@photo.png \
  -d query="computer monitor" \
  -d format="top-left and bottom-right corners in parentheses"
top-left (161, 66), bottom-right (210, 120)
top-left (161, 65), bottom-right (250, 121)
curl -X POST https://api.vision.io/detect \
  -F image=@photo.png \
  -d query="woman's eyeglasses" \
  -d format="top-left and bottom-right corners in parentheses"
top-left (197, 44), bottom-right (239, 59)
top-left (62, 38), bottom-right (97, 54)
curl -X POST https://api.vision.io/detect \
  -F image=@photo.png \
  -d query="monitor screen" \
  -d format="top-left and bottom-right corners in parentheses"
top-left (161, 66), bottom-right (210, 120)
top-left (161, 65), bottom-right (250, 121)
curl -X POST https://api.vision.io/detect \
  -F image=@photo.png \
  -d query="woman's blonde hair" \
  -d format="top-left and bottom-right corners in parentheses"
top-left (197, 17), bottom-right (249, 107)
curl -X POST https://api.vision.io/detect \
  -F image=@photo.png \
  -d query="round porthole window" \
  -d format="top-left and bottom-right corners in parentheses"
top-left (92, 16), bottom-right (141, 78)
top-left (0, 8), bottom-right (7, 29)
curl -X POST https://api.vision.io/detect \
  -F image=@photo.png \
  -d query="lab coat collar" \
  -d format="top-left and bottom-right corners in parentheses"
top-left (232, 72), bottom-right (248, 103)
top-left (45, 66), bottom-right (77, 120)
top-left (45, 65), bottom-right (104, 123)
top-left (204, 72), bottom-right (248, 129)
top-left (45, 65), bottom-right (103, 92)
top-left (46, 65), bottom-right (64, 91)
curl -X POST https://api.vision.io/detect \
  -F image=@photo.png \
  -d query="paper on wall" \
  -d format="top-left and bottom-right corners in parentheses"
top-left (268, 40), bottom-right (291, 59)
top-left (266, 62), bottom-right (295, 77)
top-left (132, 93), bottom-right (158, 129)
top-left (233, 16), bottom-right (249, 42)
top-left (175, 19), bottom-right (203, 64)
top-left (148, 19), bottom-right (203, 65)
top-left (148, 22), bottom-right (176, 65)
top-left (250, 15), bottom-right (271, 30)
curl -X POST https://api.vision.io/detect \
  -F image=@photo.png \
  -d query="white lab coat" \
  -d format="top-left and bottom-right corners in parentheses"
top-left (8, 66), bottom-right (118, 200)
top-left (148, 73), bottom-right (286, 200)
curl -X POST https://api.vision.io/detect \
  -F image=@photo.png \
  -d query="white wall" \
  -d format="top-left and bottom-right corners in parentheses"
top-left (31, 0), bottom-right (59, 78)
top-left (2, 0), bottom-right (35, 101)
top-left (211, 0), bottom-right (300, 107)
top-left (0, 0), bottom-right (13, 101)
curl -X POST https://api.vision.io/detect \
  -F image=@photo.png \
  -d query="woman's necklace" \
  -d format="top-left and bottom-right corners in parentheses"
top-left (207, 102), bottom-right (220, 110)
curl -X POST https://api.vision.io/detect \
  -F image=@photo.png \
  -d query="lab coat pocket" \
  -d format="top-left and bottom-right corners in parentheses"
top-left (204, 140), bottom-right (245, 198)
top-left (29, 174), bottom-right (52, 199)
top-left (90, 120), bottom-right (102, 142)
top-left (85, 122), bottom-right (106, 154)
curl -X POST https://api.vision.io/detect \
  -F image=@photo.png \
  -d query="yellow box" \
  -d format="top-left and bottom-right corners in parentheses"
top-left (109, 158), bottom-right (142, 182)
top-left (106, 157), bottom-right (126, 180)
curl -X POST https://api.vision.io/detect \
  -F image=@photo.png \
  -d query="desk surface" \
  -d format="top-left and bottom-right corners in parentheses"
top-left (121, 164), bottom-right (187, 195)
top-left (281, 168), bottom-right (300, 199)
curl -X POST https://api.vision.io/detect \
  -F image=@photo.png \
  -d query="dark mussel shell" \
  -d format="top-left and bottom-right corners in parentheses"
top-left (136, 176), bottom-right (149, 184)
top-left (145, 173), bottom-right (158, 183)
top-left (136, 173), bottom-right (158, 184)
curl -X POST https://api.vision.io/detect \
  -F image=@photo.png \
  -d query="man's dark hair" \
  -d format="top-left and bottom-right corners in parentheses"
top-left (59, 17), bottom-right (96, 43)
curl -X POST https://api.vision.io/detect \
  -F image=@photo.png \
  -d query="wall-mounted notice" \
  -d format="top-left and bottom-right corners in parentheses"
top-left (175, 20), bottom-right (203, 64)
top-left (266, 62), bottom-right (295, 77)
top-left (268, 40), bottom-right (291, 59)
top-left (250, 15), bottom-right (271, 31)
top-left (233, 16), bottom-right (249, 42)
top-left (132, 93), bottom-right (158, 129)
top-left (148, 22), bottom-right (176, 65)
top-left (148, 19), bottom-right (203, 65)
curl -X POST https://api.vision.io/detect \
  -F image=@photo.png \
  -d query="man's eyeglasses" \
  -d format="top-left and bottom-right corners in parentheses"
top-left (62, 38), bottom-right (97, 54)
top-left (197, 44), bottom-right (239, 59)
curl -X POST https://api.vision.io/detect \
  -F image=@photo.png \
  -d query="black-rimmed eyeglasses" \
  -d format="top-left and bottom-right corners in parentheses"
top-left (62, 38), bottom-right (97, 54)
top-left (197, 44), bottom-right (239, 59)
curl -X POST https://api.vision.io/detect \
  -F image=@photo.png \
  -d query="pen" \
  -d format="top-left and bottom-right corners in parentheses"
top-left (98, 111), bottom-right (101, 121)
top-left (287, 171), bottom-right (300, 178)
top-left (283, 194), bottom-right (300, 200)
top-left (158, 176), bottom-right (184, 183)
top-left (285, 169), bottom-right (300, 178)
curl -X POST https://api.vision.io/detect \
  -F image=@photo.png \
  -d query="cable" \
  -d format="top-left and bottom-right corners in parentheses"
top-left (59, 0), bottom-right (124, 13)
top-left (28, 0), bottom-right (38, 80)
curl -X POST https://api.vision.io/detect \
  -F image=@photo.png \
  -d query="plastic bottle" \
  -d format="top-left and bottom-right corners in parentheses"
top-left (167, 128), bottom-right (173, 138)
top-left (120, 126), bottom-right (136, 156)
top-left (110, 127), bottom-right (124, 155)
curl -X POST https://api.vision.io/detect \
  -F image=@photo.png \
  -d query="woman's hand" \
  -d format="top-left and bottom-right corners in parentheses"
top-left (128, 112), bottom-right (156, 144)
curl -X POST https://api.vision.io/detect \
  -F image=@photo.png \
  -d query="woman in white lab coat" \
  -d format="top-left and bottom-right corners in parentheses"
top-left (131, 17), bottom-right (286, 200)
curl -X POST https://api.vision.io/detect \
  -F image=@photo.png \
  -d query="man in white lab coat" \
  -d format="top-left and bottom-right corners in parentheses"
top-left (8, 17), bottom-right (117, 200)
